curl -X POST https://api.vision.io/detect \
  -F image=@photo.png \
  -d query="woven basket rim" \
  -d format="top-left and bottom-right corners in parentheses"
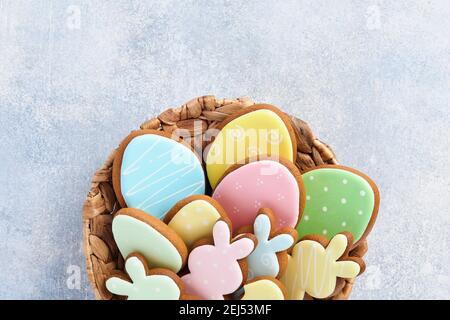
top-left (82, 95), bottom-right (366, 300)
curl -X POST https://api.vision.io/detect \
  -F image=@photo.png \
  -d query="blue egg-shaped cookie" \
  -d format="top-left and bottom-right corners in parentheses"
top-left (113, 130), bottom-right (205, 220)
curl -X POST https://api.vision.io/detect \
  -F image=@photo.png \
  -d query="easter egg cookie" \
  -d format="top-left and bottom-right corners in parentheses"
top-left (181, 220), bottom-right (256, 300)
top-left (164, 195), bottom-right (229, 249)
top-left (205, 104), bottom-right (297, 189)
top-left (112, 130), bottom-right (205, 220)
top-left (238, 209), bottom-right (297, 280)
top-left (212, 159), bottom-right (305, 232)
top-left (281, 233), bottom-right (364, 300)
top-left (106, 253), bottom-right (191, 300)
top-left (112, 208), bottom-right (188, 273)
top-left (241, 277), bottom-right (287, 300)
top-left (296, 165), bottom-right (380, 247)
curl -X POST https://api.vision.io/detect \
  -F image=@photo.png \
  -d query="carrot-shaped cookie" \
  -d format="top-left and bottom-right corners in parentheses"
top-left (281, 233), bottom-right (363, 299)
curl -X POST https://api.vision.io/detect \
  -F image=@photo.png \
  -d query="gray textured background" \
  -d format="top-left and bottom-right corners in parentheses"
top-left (0, 0), bottom-right (448, 300)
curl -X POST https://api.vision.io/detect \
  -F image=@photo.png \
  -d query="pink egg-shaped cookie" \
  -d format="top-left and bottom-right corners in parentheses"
top-left (212, 160), bottom-right (304, 232)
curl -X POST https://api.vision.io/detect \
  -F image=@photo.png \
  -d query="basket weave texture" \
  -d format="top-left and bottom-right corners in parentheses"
top-left (82, 96), bottom-right (368, 300)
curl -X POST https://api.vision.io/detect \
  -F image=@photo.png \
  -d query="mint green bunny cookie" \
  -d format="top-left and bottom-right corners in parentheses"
top-left (106, 255), bottom-right (182, 300)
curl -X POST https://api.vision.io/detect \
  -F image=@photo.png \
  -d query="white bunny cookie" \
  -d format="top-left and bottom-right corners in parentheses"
top-left (106, 254), bottom-right (191, 300)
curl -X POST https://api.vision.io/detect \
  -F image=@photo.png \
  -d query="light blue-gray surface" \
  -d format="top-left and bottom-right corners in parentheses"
top-left (0, 0), bottom-right (448, 300)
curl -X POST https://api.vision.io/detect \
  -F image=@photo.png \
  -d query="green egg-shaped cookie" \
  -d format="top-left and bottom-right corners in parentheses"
top-left (296, 165), bottom-right (379, 246)
top-left (112, 208), bottom-right (188, 273)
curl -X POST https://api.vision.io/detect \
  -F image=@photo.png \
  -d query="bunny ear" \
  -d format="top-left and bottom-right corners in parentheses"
top-left (334, 260), bottom-right (360, 279)
top-left (230, 237), bottom-right (255, 260)
top-left (125, 256), bottom-right (147, 283)
top-left (106, 276), bottom-right (133, 297)
top-left (269, 234), bottom-right (294, 252)
top-left (325, 234), bottom-right (348, 261)
top-left (212, 220), bottom-right (231, 248)
top-left (253, 214), bottom-right (271, 241)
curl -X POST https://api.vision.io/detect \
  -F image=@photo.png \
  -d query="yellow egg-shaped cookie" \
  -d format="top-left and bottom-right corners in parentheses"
top-left (165, 196), bottom-right (225, 248)
top-left (241, 278), bottom-right (286, 300)
top-left (206, 105), bottom-right (296, 189)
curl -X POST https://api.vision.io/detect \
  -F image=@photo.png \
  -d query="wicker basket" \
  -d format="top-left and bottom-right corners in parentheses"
top-left (82, 96), bottom-right (368, 300)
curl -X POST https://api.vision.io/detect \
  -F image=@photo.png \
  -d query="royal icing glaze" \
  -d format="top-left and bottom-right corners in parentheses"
top-left (106, 256), bottom-right (181, 300)
top-left (247, 214), bottom-right (294, 279)
top-left (167, 199), bottom-right (222, 248)
top-left (112, 213), bottom-right (184, 272)
top-left (212, 160), bottom-right (301, 231)
top-left (206, 108), bottom-right (294, 189)
top-left (181, 220), bottom-right (255, 300)
top-left (296, 167), bottom-right (376, 243)
top-left (120, 134), bottom-right (205, 219)
top-left (241, 279), bottom-right (285, 300)
top-left (281, 234), bottom-right (360, 299)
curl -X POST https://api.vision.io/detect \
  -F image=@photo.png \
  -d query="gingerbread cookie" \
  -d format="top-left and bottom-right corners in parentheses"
top-left (281, 233), bottom-right (363, 300)
top-left (243, 210), bottom-right (296, 280)
top-left (164, 195), bottom-right (229, 249)
top-left (112, 208), bottom-right (188, 273)
top-left (296, 165), bottom-right (380, 247)
top-left (112, 130), bottom-right (205, 220)
top-left (212, 159), bottom-right (305, 232)
top-left (181, 220), bottom-right (256, 300)
top-left (205, 104), bottom-right (297, 189)
top-left (241, 277), bottom-right (287, 300)
top-left (106, 254), bottom-right (187, 300)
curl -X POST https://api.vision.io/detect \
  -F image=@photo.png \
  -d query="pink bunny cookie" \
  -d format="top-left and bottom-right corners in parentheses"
top-left (181, 220), bottom-right (256, 300)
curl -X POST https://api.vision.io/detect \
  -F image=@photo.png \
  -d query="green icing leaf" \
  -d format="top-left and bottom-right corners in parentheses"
top-left (296, 168), bottom-right (376, 242)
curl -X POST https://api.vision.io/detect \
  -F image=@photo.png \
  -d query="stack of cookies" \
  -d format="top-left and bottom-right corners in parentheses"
top-left (95, 102), bottom-right (379, 300)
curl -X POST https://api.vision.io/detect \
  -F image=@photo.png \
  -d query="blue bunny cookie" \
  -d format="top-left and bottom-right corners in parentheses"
top-left (239, 209), bottom-right (297, 279)
top-left (112, 130), bottom-right (205, 220)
